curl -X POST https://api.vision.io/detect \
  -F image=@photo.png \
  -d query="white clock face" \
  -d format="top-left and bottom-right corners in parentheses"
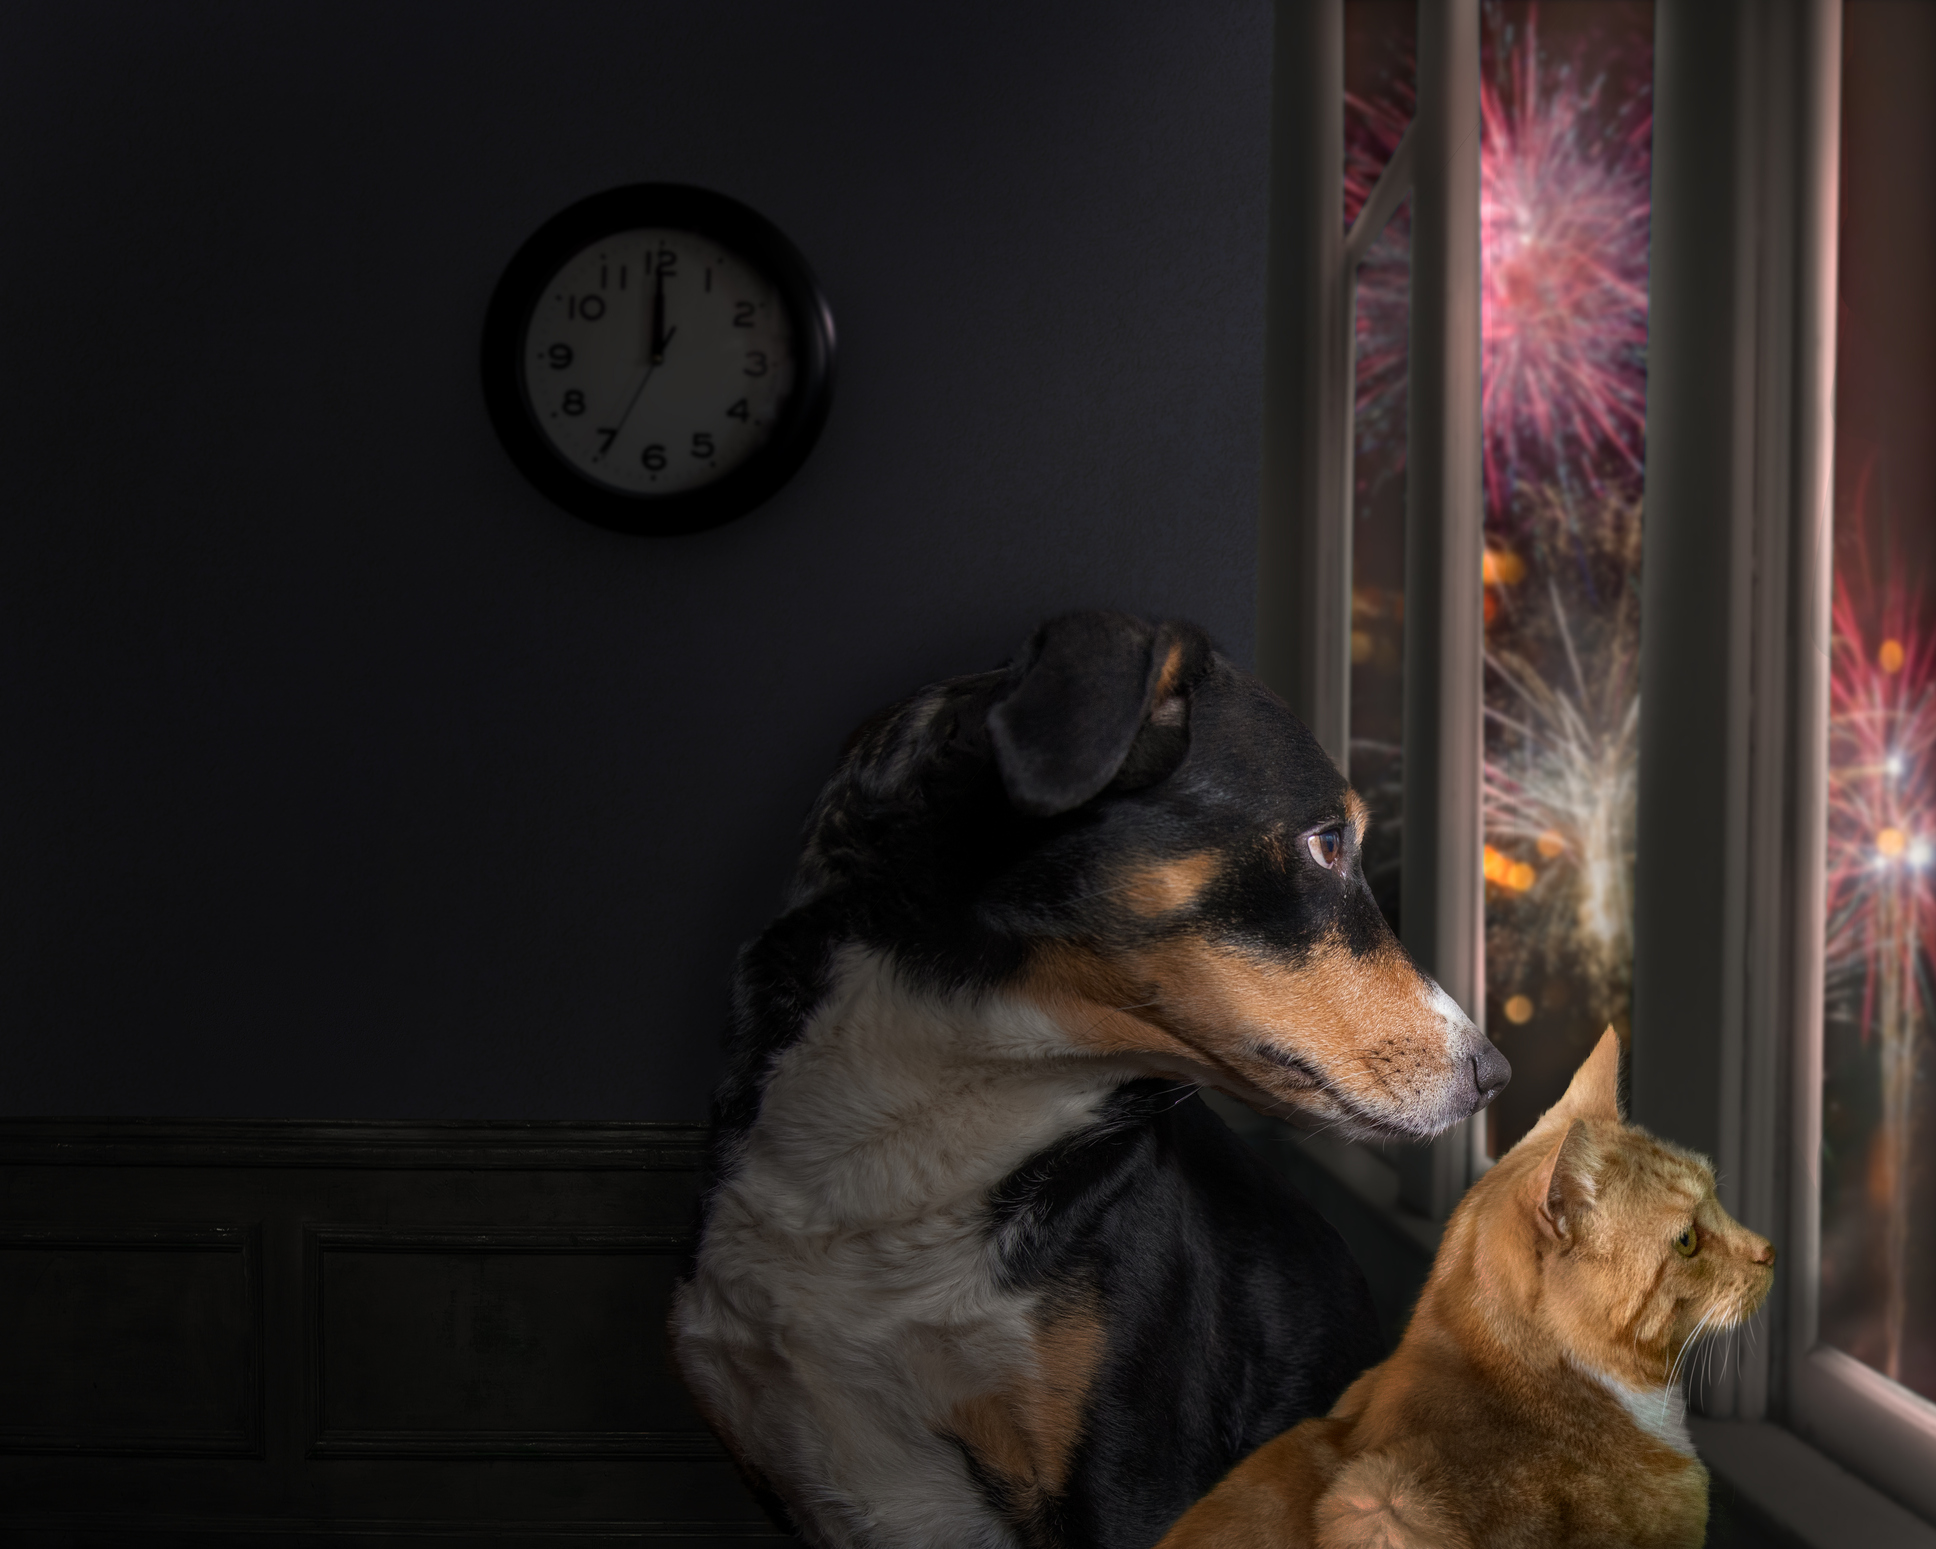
top-left (520, 227), bottom-right (798, 496)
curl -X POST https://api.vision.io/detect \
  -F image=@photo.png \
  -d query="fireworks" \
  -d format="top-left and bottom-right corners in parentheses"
top-left (1342, 9), bottom-right (1652, 516)
top-left (1482, 486), bottom-right (1643, 1029)
top-left (1480, 12), bottom-right (1652, 512)
top-left (1346, 77), bottom-right (1414, 488)
top-left (1475, 11), bottom-right (1650, 1061)
top-left (1822, 484), bottom-right (1936, 1383)
top-left (1343, 7), bottom-right (1654, 1151)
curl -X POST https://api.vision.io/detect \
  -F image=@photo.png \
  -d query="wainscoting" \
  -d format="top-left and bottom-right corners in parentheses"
top-left (0, 1119), bottom-right (782, 1546)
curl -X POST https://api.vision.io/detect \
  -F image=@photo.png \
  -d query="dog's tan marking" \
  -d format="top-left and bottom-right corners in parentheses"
top-left (1123, 934), bottom-right (1449, 1104)
top-left (1152, 639), bottom-right (1188, 700)
top-left (1023, 1299), bottom-right (1105, 1491)
top-left (949, 1391), bottom-right (1038, 1495)
top-left (1022, 932), bottom-right (1459, 1120)
top-left (1344, 790), bottom-right (1370, 844)
top-left (1120, 853), bottom-right (1219, 917)
top-left (945, 1300), bottom-right (1104, 1509)
top-left (1020, 942), bottom-right (1206, 1064)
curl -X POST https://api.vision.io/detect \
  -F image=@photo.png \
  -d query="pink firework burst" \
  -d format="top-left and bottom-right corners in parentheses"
top-left (1344, 10), bottom-right (1653, 516)
top-left (1823, 473), bottom-right (1936, 1383)
top-left (1481, 12), bottom-right (1652, 511)
top-left (1346, 74), bottom-right (1414, 480)
top-left (1823, 553), bottom-right (1936, 1014)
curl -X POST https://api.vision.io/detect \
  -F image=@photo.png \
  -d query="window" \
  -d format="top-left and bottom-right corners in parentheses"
top-left (1263, 0), bottom-right (1656, 1212)
top-left (1263, 0), bottom-right (1936, 1532)
top-left (1787, 0), bottom-right (1936, 1517)
top-left (1474, 2), bottom-right (1652, 1158)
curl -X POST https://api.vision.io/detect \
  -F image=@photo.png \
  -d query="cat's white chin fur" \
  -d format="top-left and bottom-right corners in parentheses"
top-left (1567, 1356), bottom-right (1696, 1457)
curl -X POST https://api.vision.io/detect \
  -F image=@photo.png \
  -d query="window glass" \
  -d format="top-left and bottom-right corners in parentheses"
top-left (1477, 1), bottom-right (1653, 1154)
top-left (1820, 0), bottom-right (1936, 1405)
top-left (1345, 0), bottom-right (1415, 938)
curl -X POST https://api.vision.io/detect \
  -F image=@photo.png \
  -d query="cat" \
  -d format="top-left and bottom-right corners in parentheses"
top-left (1154, 1027), bottom-right (1775, 1549)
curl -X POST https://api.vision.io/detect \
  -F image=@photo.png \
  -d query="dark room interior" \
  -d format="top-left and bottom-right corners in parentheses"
top-left (2, 3), bottom-right (1933, 1547)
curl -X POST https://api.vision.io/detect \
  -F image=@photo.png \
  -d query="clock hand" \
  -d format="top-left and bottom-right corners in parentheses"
top-left (650, 264), bottom-right (668, 364)
top-left (606, 361), bottom-right (658, 448)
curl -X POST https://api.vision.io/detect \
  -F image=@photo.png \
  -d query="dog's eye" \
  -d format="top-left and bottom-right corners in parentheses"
top-left (1673, 1226), bottom-right (1699, 1257)
top-left (1306, 829), bottom-right (1344, 872)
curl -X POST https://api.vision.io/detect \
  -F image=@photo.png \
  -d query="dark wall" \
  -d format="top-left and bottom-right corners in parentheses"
top-left (0, 2), bottom-right (1273, 1120)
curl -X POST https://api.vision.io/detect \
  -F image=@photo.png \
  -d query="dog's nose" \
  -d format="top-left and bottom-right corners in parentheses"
top-left (1471, 1041), bottom-right (1511, 1106)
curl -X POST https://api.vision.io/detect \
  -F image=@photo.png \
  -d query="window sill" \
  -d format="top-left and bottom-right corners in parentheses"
top-left (1693, 1419), bottom-right (1936, 1549)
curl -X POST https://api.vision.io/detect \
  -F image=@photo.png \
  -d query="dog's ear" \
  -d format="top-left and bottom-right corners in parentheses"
top-left (988, 612), bottom-right (1202, 816)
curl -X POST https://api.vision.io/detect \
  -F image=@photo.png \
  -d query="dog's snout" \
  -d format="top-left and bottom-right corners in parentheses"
top-left (1471, 1041), bottom-right (1511, 1106)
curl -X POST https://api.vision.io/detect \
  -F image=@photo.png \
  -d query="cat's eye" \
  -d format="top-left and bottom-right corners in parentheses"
top-left (1306, 829), bottom-right (1344, 872)
top-left (1673, 1226), bottom-right (1699, 1257)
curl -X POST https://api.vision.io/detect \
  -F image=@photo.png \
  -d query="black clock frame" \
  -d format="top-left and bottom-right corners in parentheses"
top-left (481, 184), bottom-right (836, 537)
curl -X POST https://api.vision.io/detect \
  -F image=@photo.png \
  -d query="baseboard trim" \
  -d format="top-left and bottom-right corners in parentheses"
top-left (0, 1117), bottom-right (710, 1170)
top-left (0, 1515), bottom-right (791, 1547)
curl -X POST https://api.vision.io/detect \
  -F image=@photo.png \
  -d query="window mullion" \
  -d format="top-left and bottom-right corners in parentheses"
top-left (1396, 0), bottom-right (1485, 1220)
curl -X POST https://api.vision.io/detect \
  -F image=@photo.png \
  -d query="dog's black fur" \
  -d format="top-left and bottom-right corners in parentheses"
top-left (985, 1079), bottom-right (1382, 1547)
top-left (677, 612), bottom-right (1507, 1549)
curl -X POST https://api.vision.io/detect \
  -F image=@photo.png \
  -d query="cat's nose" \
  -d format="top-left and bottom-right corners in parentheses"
top-left (1471, 1041), bottom-right (1511, 1106)
top-left (1752, 1240), bottom-right (1777, 1266)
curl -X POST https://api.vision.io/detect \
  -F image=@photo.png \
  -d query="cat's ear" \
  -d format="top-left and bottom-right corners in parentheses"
top-left (1551, 1025), bottom-right (1623, 1125)
top-left (1532, 1119), bottom-right (1598, 1242)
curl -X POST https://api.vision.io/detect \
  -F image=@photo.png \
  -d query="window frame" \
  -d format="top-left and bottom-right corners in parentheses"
top-left (1258, 0), bottom-right (1936, 1532)
top-left (1778, 0), bottom-right (1936, 1510)
top-left (1605, 0), bottom-right (1936, 1521)
top-left (1258, 0), bottom-right (1487, 1225)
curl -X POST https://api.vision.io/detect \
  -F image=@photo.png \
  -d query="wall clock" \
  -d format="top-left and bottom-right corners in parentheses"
top-left (482, 185), bottom-right (836, 536)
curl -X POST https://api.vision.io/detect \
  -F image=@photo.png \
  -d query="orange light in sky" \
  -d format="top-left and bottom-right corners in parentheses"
top-left (1877, 826), bottom-right (1908, 858)
top-left (1482, 549), bottom-right (1527, 586)
top-left (1879, 639), bottom-right (1906, 673)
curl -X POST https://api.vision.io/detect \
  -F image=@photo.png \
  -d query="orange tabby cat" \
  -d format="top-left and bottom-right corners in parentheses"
top-left (1156, 1028), bottom-right (1774, 1549)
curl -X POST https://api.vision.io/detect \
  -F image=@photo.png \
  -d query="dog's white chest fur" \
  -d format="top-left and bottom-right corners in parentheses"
top-left (674, 950), bottom-right (1132, 1549)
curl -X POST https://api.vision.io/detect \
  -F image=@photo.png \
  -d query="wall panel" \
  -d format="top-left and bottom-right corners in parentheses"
top-left (0, 1119), bottom-right (779, 1546)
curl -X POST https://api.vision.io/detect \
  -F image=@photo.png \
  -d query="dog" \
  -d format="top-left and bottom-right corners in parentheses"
top-left (672, 612), bottom-right (1509, 1549)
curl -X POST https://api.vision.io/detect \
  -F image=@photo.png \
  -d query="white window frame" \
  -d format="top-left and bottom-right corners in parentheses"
top-left (1257, 0), bottom-right (1485, 1224)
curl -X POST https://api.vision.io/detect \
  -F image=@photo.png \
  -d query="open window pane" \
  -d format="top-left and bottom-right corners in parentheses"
top-left (1345, 0), bottom-right (1415, 939)
top-left (1477, 2), bottom-right (1653, 1154)
top-left (1819, 0), bottom-right (1936, 1407)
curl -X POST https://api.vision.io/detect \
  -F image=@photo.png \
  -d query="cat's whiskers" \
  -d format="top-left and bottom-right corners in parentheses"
top-left (1665, 1305), bottom-right (1717, 1419)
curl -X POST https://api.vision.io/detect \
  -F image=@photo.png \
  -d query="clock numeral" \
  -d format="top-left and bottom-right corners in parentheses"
top-left (744, 351), bottom-right (768, 377)
top-left (691, 432), bottom-right (715, 459)
top-left (596, 427), bottom-right (618, 455)
top-left (562, 389), bottom-right (586, 416)
top-left (546, 343), bottom-right (573, 370)
top-left (642, 443), bottom-right (668, 472)
top-left (653, 246), bottom-right (678, 278)
top-left (733, 301), bottom-right (757, 328)
top-left (726, 398), bottom-right (750, 421)
top-left (567, 294), bottom-right (606, 321)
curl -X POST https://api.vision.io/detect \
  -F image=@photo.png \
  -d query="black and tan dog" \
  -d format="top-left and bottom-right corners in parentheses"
top-left (673, 612), bottom-right (1509, 1549)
